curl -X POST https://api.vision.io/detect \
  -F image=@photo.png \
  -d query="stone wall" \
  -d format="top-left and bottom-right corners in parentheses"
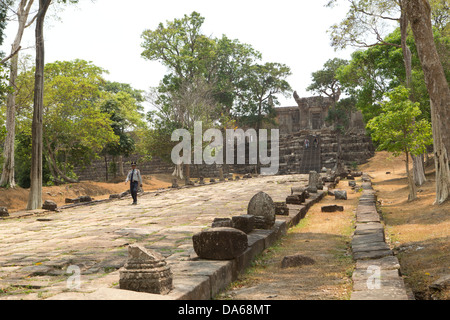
top-left (278, 129), bottom-right (375, 174)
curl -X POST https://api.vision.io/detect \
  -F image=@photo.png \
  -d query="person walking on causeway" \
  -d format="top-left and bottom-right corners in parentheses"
top-left (125, 162), bottom-right (143, 205)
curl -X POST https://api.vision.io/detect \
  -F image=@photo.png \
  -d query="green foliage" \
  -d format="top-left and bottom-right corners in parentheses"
top-left (367, 86), bottom-right (433, 157)
top-left (307, 58), bottom-right (348, 102)
top-left (327, 0), bottom-right (400, 50)
top-left (99, 88), bottom-right (146, 158)
top-left (15, 59), bottom-right (119, 180)
top-left (326, 96), bottom-right (357, 132)
top-left (234, 62), bottom-right (292, 129)
top-left (0, 0), bottom-right (11, 49)
top-left (140, 11), bottom-right (291, 162)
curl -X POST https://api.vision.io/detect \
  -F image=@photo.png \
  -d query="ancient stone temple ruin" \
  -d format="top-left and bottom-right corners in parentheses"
top-left (73, 92), bottom-right (374, 179)
top-left (275, 92), bottom-right (374, 174)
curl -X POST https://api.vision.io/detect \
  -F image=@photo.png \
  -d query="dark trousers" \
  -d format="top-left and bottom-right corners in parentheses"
top-left (130, 181), bottom-right (139, 203)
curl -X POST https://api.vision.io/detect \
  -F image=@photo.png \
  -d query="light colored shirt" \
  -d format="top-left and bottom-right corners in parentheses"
top-left (125, 169), bottom-right (143, 184)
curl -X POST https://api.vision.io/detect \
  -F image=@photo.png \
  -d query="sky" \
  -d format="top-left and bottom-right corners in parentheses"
top-left (1, 0), bottom-right (355, 110)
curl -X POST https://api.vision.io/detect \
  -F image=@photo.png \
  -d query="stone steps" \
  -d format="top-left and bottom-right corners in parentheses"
top-left (299, 135), bottom-right (321, 173)
top-left (350, 175), bottom-right (409, 300)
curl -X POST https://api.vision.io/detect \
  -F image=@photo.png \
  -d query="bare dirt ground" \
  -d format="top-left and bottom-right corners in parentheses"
top-left (0, 174), bottom-right (172, 213)
top-left (360, 152), bottom-right (449, 300)
top-left (216, 180), bottom-right (358, 300)
top-left (1, 152), bottom-right (447, 300)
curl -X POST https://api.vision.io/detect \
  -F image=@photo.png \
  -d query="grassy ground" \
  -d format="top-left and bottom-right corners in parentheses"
top-left (217, 151), bottom-right (449, 300)
top-left (216, 181), bottom-right (358, 300)
top-left (360, 152), bottom-right (449, 300)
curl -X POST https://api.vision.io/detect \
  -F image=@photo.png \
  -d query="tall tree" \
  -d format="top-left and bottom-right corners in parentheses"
top-left (234, 62), bottom-right (292, 173)
top-left (27, 0), bottom-right (77, 210)
top-left (406, 0), bottom-right (450, 205)
top-left (1, 0), bottom-right (36, 189)
top-left (307, 58), bottom-right (348, 107)
top-left (17, 60), bottom-right (118, 184)
top-left (328, 0), bottom-right (428, 186)
top-left (140, 11), bottom-right (272, 177)
top-left (367, 86), bottom-right (433, 201)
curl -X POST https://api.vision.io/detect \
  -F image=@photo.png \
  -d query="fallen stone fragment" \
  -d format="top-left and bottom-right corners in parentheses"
top-left (286, 195), bottom-right (304, 205)
top-left (211, 218), bottom-right (232, 228)
top-left (430, 274), bottom-right (450, 292)
top-left (119, 245), bottom-right (173, 295)
top-left (232, 215), bottom-right (255, 234)
top-left (247, 192), bottom-right (276, 229)
top-left (0, 207), bottom-right (9, 217)
top-left (192, 228), bottom-right (248, 260)
top-left (274, 202), bottom-right (289, 216)
top-left (281, 255), bottom-right (315, 268)
top-left (321, 205), bottom-right (344, 213)
top-left (334, 190), bottom-right (348, 200)
top-left (42, 200), bottom-right (58, 211)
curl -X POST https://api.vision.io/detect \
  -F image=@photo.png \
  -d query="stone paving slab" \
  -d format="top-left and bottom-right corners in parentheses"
top-left (0, 174), bottom-right (330, 300)
top-left (355, 256), bottom-right (401, 271)
top-left (350, 289), bottom-right (409, 300)
top-left (352, 241), bottom-right (390, 253)
top-left (350, 177), bottom-right (409, 300)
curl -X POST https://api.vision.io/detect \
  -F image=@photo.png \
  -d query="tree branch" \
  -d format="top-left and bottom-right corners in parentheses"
top-left (0, 46), bottom-right (22, 65)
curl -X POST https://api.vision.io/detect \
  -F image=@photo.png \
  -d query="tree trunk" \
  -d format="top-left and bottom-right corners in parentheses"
top-left (119, 155), bottom-right (124, 176)
top-left (406, 0), bottom-right (450, 204)
top-left (399, 7), bottom-right (428, 188)
top-left (104, 156), bottom-right (108, 181)
top-left (406, 151), bottom-right (417, 201)
top-left (412, 154), bottom-right (426, 186)
top-left (0, 0), bottom-right (35, 188)
top-left (431, 100), bottom-right (450, 204)
top-left (0, 64), bottom-right (17, 188)
top-left (45, 144), bottom-right (78, 184)
top-left (27, 0), bottom-right (51, 210)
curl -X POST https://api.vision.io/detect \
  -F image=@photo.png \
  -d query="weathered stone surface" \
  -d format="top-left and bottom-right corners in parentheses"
top-left (321, 205), bottom-right (344, 213)
top-left (352, 241), bottom-right (390, 253)
top-left (430, 274), bottom-right (450, 292)
top-left (281, 255), bottom-right (315, 268)
top-left (232, 215), bottom-right (255, 234)
top-left (192, 228), bottom-right (248, 260)
top-left (247, 192), bottom-right (276, 229)
top-left (334, 190), bottom-right (348, 200)
top-left (349, 181), bottom-right (357, 187)
top-left (308, 171), bottom-right (321, 189)
top-left (42, 200), bottom-right (58, 211)
top-left (353, 249), bottom-right (393, 260)
top-left (211, 218), bottom-right (233, 228)
top-left (79, 196), bottom-right (92, 202)
top-left (354, 223), bottom-right (384, 236)
top-left (119, 245), bottom-right (173, 295)
top-left (0, 207), bottom-right (9, 217)
top-left (219, 168), bottom-right (225, 181)
top-left (65, 198), bottom-right (80, 204)
top-left (274, 202), bottom-right (289, 216)
top-left (350, 289), bottom-right (408, 300)
top-left (286, 195), bottom-right (303, 205)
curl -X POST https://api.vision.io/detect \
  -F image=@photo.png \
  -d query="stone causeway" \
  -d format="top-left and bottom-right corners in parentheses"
top-left (350, 174), bottom-right (409, 300)
top-left (0, 174), bottom-right (325, 300)
top-left (0, 172), bottom-right (412, 300)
